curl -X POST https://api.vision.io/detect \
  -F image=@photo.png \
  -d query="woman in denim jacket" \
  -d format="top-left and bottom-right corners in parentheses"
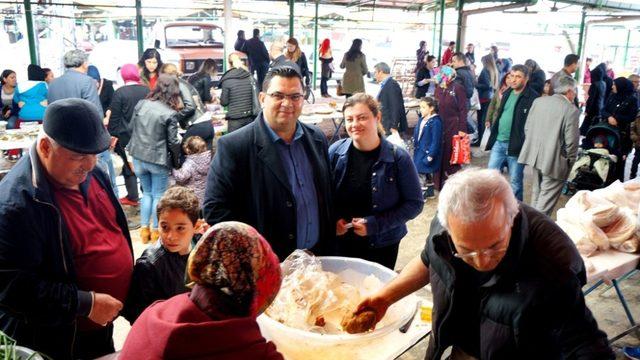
top-left (329, 93), bottom-right (423, 269)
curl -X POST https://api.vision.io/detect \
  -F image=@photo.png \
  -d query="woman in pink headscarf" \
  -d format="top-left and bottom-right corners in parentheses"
top-left (120, 221), bottom-right (284, 360)
top-left (108, 63), bottom-right (150, 207)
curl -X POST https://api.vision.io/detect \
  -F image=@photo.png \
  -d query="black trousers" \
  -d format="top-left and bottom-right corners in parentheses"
top-left (115, 143), bottom-right (139, 201)
top-left (320, 76), bottom-right (329, 96)
top-left (74, 324), bottom-right (114, 360)
top-left (227, 117), bottom-right (254, 133)
top-left (339, 234), bottom-right (400, 270)
top-left (631, 146), bottom-right (640, 179)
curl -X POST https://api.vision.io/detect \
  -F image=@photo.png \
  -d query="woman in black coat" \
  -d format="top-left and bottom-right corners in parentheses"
top-left (602, 77), bottom-right (639, 180)
top-left (524, 59), bottom-right (545, 95)
top-left (415, 55), bottom-right (436, 98)
top-left (284, 38), bottom-right (310, 86)
top-left (581, 66), bottom-right (607, 135)
top-left (188, 59), bottom-right (218, 103)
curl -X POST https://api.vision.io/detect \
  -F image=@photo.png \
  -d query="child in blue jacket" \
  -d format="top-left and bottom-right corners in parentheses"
top-left (413, 97), bottom-right (442, 199)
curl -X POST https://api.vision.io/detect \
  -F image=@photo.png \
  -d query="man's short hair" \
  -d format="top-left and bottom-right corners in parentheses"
top-left (564, 54), bottom-right (579, 67)
top-left (554, 76), bottom-right (577, 95)
top-left (452, 52), bottom-right (468, 65)
top-left (374, 62), bottom-right (390, 75)
top-left (262, 65), bottom-right (303, 92)
top-left (449, 41), bottom-right (456, 46)
top-left (586, 57), bottom-right (592, 62)
top-left (253, 28), bottom-right (260, 37)
top-left (511, 64), bottom-right (530, 78)
top-left (63, 49), bottom-right (88, 68)
top-left (437, 168), bottom-right (519, 231)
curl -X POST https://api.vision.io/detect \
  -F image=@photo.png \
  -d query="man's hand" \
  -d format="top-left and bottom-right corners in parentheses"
top-left (336, 219), bottom-right (350, 236)
top-left (356, 294), bottom-right (392, 323)
top-left (352, 218), bottom-right (368, 237)
top-left (485, 121), bottom-right (491, 129)
top-left (607, 116), bottom-right (618, 127)
top-left (88, 293), bottom-right (123, 326)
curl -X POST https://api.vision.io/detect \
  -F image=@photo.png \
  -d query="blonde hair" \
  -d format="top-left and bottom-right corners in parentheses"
top-left (161, 63), bottom-right (182, 77)
top-left (285, 38), bottom-right (302, 63)
top-left (228, 53), bottom-right (247, 71)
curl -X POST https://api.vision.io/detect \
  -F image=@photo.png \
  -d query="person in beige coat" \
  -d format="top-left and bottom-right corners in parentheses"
top-left (518, 76), bottom-right (580, 216)
top-left (340, 39), bottom-right (368, 97)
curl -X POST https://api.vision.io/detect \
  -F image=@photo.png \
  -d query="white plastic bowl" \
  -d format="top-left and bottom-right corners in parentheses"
top-left (257, 256), bottom-right (418, 359)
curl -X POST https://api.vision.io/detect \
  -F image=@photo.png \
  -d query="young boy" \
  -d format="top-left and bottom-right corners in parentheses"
top-left (123, 186), bottom-right (206, 323)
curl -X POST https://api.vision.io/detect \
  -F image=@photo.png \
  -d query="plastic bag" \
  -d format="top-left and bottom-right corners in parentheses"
top-left (480, 127), bottom-right (491, 150)
top-left (450, 133), bottom-right (471, 165)
top-left (110, 152), bottom-right (123, 177)
top-left (386, 131), bottom-right (407, 150)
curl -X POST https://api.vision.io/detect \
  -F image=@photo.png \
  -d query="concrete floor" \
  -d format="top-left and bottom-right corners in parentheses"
top-left (113, 84), bottom-right (640, 359)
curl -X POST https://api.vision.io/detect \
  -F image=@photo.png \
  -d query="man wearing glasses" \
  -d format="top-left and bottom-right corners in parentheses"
top-left (356, 168), bottom-right (614, 360)
top-left (203, 65), bottom-right (334, 261)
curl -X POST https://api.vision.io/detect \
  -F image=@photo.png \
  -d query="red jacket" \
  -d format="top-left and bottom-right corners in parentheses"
top-left (120, 293), bottom-right (284, 360)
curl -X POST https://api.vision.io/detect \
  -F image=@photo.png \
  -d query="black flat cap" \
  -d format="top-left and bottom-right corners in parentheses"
top-left (43, 98), bottom-right (110, 154)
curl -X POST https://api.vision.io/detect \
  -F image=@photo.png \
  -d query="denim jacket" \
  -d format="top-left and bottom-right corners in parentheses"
top-left (329, 138), bottom-right (423, 248)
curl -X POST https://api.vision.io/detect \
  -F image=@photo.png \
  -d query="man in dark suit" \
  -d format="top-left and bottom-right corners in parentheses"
top-left (243, 28), bottom-right (271, 90)
top-left (203, 66), bottom-right (334, 260)
top-left (374, 62), bottom-right (407, 135)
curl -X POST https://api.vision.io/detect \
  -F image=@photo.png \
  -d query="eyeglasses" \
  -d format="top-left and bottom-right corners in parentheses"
top-left (448, 238), bottom-right (508, 260)
top-left (266, 92), bottom-right (304, 102)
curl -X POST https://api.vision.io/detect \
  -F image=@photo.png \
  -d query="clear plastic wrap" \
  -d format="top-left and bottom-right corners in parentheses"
top-left (265, 250), bottom-right (384, 334)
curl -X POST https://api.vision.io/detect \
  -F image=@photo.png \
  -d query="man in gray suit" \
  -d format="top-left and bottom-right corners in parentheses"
top-left (48, 49), bottom-right (103, 114)
top-left (518, 76), bottom-right (580, 216)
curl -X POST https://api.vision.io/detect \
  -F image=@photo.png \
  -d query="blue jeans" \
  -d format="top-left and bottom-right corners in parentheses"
top-left (488, 140), bottom-right (524, 201)
top-left (97, 150), bottom-right (118, 198)
top-left (133, 158), bottom-right (169, 229)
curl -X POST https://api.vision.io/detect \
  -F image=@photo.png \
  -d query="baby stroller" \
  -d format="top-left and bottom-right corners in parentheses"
top-left (567, 122), bottom-right (620, 192)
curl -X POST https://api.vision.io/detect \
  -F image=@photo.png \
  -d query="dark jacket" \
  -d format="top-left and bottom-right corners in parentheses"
top-left (586, 67), bottom-right (606, 119)
top-left (476, 68), bottom-right (495, 101)
top-left (219, 67), bottom-right (255, 120)
top-left (602, 78), bottom-right (639, 154)
top-left (176, 78), bottom-right (203, 129)
top-left (294, 53), bottom-right (310, 85)
top-left (453, 65), bottom-right (475, 102)
top-left (128, 99), bottom-right (181, 168)
top-left (122, 240), bottom-right (191, 324)
top-left (234, 38), bottom-right (246, 52)
top-left (486, 86), bottom-right (539, 156)
top-left (0, 147), bottom-right (133, 360)
top-left (108, 84), bottom-right (149, 147)
top-left (413, 115), bottom-right (442, 174)
top-left (97, 79), bottom-right (114, 116)
top-left (203, 115), bottom-right (334, 261)
top-left (244, 37), bottom-right (270, 69)
top-left (415, 67), bottom-right (433, 99)
top-left (421, 204), bottom-right (614, 360)
top-left (188, 72), bottom-right (213, 103)
top-left (328, 138), bottom-right (423, 249)
top-left (377, 77), bottom-right (407, 133)
top-left (528, 69), bottom-right (546, 95)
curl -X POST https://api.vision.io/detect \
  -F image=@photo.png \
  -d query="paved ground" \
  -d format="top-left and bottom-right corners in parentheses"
top-left (113, 84), bottom-right (639, 358)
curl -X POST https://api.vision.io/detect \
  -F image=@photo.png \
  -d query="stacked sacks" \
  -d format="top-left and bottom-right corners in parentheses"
top-left (556, 180), bottom-right (640, 257)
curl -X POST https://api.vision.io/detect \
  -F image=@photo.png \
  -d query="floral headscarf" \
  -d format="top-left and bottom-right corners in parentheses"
top-left (187, 221), bottom-right (282, 318)
top-left (435, 66), bottom-right (456, 88)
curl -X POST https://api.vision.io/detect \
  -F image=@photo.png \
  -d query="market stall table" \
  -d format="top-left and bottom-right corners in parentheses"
top-left (583, 250), bottom-right (640, 342)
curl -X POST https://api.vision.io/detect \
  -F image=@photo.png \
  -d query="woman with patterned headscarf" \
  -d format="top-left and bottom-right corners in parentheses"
top-left (120, 222), bottom-right (284, 359)
top-left (433, 66), bottom-right (468, 191)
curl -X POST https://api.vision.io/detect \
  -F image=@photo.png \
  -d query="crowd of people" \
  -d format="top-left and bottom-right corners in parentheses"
top-left (0, 33), bottom-right (639, 360)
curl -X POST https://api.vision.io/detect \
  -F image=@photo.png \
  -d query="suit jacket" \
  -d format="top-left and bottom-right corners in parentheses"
top-left (47, 69), bottom-right (103, 114)
top-left (378, 77), bottom-right (407, 133)
top-left (203, 114), bottom-right (334, 260)
top-left (518, 94), bottom-right (580, 180)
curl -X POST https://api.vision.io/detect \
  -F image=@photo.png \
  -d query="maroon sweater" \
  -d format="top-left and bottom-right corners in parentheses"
top-left (53, 176), bottom-right (133, 330)
top-left (120, 293), bottom-right (284, 360)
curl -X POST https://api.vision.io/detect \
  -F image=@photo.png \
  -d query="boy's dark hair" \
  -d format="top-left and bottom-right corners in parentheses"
top-left (419, 96), bottom-right (439, 113)
top-left (183, 136), bottom-right (207, 155)
top-left (449, 41), bottom-right (456, 46)
top-left (157, 186), bottom-right (200, 225)
top-left (262, 65), bottom-right (303, 92)
top-left (564, 54), bottom-right (579, 67)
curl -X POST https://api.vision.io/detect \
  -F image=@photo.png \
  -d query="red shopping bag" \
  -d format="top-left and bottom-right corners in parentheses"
top-left (450, 133), bottom-right (471, 165)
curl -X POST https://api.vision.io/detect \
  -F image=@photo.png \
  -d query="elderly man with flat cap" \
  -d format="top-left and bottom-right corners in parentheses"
top-left (0, 99), bottom-right (133, 359)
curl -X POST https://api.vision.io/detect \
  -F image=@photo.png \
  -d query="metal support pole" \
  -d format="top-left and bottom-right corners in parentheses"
top-left (313, 0), bottom-right (319, 90)
top-left (623, 29), bottom-right (631, 68)
top-left (432, 6), bottom-right (437, 53)
top-left (575, 7), bottom-right (586, 81)
top-left (289, 0), bottom-right (294, 38)
top-left (135, 0), bottom-right (143, 59)
top-left (437, 0), bottom-right (445, 62)
top-left (223, 0), bottom-right (232, 73)
top-left (455, 0), bottom-right (464, 52)
top-left (23, 0), bottom-right (38, 65)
